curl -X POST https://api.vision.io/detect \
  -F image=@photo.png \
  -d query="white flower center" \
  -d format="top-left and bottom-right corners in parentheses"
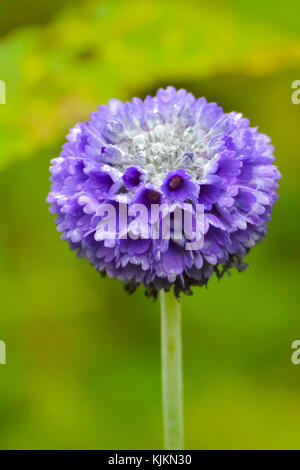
top-left (115, 123), bottom-right (213, 186)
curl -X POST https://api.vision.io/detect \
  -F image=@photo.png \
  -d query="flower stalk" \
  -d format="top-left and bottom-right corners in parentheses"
top-left (160, 290), bottom-right (184, 450)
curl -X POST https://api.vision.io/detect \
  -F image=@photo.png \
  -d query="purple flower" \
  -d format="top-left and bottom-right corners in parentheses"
top-left (161, 169), bottom-right (199, 202)
top-left (122, 166), bottom-right (145, 190)
top-left (47, 87), bottom-right (281, 298)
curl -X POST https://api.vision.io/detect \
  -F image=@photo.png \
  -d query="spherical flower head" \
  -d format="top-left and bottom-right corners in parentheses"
top-left (47, 87), bottom-right (281, 298)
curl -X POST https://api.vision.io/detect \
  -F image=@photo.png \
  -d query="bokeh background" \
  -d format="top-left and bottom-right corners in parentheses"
top-left (0, 0), bottom-right (299, 450)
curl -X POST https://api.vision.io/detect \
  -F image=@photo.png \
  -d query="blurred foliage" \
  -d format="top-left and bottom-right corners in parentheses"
top-left (0, 0), bottom-right (82, 37)
top-left (0, 0), bottom-right (300, 450)
top-left (1, 0), bottom-right (300, 170)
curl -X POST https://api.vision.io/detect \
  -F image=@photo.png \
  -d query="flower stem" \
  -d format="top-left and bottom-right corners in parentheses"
top-left (160, 290), bottom-right (184, 450)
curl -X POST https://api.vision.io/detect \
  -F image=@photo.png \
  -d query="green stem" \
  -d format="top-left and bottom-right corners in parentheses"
top-left (160, 290), bottom-right (184, 450)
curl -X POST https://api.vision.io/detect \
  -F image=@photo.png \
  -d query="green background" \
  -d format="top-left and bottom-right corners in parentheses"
top-left (0, 0), bottom-right (299, 449)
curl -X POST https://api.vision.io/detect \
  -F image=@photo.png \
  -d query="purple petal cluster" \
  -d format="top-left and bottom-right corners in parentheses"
top-left (47, 87), bottom-right (280, 297)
